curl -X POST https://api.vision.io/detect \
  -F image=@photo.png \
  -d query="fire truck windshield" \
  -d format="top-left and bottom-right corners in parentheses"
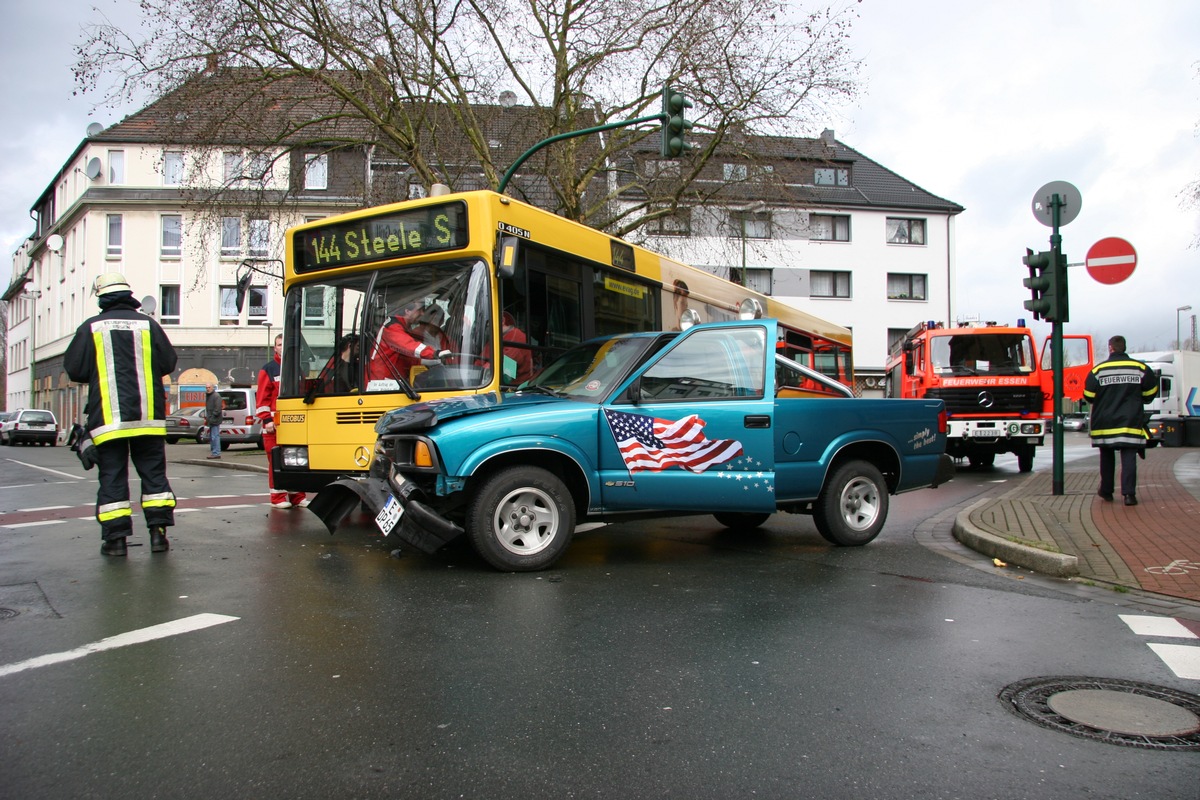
top-left (932, 333), bottom-right (1034, 376)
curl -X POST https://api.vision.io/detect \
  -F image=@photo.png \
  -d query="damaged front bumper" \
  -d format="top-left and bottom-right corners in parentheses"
top-left (307, 470), bottom-right (463, 555)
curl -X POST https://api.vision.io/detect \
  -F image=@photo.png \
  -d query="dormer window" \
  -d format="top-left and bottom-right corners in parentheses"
top-left (814, 167), bottom-right (849, 186)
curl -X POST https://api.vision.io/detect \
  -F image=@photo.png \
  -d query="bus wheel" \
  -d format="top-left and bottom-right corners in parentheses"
top-left (467, 466), bottom-right (576, 572)
top-left (813, 460), bottom-right (888, 546)
top-left (713, 512), bottom-right (771, 531)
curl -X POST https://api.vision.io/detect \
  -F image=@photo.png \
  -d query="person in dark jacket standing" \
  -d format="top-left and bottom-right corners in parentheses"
top-left (1083, 335), bottom-right (1158, 506)
top-left (204, 383), bottom-right (223, 459)
top-left (64, 273), bottom-right (178, 555)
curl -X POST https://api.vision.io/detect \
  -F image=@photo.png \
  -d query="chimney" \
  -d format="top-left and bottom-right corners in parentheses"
top-left (820, 129), bottom-right (835, 148)
top-left (204, 53), bottom-right (219, 74)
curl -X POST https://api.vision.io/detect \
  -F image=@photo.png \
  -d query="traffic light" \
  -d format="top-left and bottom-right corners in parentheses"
top-left (660, 84), bottom-right (693, 158)
top-left (1022, 248), bottom-right (1055, 321)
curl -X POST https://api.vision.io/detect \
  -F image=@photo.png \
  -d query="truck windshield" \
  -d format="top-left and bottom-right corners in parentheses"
top-left (518, 336), bottom-right (665, 403)
top-left (931, 333), bottom-right (1034, 376)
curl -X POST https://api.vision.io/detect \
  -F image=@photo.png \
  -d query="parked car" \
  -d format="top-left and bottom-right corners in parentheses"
top-left (0, 408), bottom-right (59, 446)
top-left (311, 320), bottom-right (954, 571)
top-left (197, 388), bottom-right (263, 450)
top-left (0, 412), bottom-right (15, 444)
top-left (166, 406), bottom-right (208, 444)
top-left (1060, 413), bottom-right (1089, 432)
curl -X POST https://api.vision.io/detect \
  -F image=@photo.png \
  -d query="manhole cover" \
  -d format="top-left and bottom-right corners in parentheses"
top-left (1001, 677), bottom-right (1200, 750)
top-left (0, 607), bottom-right (19, 620)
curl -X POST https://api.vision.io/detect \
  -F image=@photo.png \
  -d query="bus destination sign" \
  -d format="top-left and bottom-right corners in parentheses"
top-left (294, 201), bottom-right (469, 273)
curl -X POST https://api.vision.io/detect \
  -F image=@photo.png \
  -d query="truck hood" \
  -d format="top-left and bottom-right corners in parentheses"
top-left (375, 392), bottom-right (563, 434)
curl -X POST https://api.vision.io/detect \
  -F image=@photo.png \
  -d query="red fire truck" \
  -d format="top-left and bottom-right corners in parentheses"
top-left (885, 321), bottom-right (1092, 472)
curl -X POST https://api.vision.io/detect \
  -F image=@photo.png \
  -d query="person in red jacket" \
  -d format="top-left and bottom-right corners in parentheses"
top-left (256, 333), bottom-right (307, 509)
top-left (366, 300), bottom-right (451, 385)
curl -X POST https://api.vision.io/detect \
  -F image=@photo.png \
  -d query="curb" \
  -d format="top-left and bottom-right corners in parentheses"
top-left (951, 497), bottom-right (1079, 578)
top-left (175, 457), bottom-right (268, 474)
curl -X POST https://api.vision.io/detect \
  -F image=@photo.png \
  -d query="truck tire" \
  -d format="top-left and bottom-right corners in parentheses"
top-left (1017, 450), bottom-right (1034, 473)
top-left (467, 466), bottom-right (576, 572)
top-left (969, 451), bottom-right (995, 469)
top-left (713, 512), bottom-right (771, 531)
top-left (813, 460), bottom-right (888, 546)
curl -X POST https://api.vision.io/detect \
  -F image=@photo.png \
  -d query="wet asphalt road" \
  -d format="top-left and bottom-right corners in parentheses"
top-left (0, 440), bottom-right (1196, 799)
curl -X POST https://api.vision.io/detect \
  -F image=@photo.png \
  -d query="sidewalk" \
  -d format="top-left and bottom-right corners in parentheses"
top-left (954, 446), bottom-right (1200, 606)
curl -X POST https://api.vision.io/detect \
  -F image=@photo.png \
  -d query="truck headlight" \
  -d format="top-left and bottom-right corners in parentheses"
top-left (1020, 423), bottom-right (1042, 435)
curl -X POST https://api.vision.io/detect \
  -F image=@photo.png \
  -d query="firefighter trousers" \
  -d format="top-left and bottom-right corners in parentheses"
top-left (95, 436), bottom-right (176, 541)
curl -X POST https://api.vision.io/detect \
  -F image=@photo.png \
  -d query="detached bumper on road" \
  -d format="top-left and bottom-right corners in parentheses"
top-left (307, 473), bottom-right (463, 555)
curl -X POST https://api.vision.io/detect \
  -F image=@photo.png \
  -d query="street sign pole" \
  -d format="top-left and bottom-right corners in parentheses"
top-left (1049, 195), bottom-right (1065, 496)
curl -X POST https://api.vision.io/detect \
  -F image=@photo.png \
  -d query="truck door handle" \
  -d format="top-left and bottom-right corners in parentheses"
top-left (744, 415), bottom-right (771, 429)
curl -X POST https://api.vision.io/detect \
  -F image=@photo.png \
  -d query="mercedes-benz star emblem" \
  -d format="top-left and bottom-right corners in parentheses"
top-left (977, 391), bottom-right (995, 409)
top-left (353, 446), bottom-right (371, 467)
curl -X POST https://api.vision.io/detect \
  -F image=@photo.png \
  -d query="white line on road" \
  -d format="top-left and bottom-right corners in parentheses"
top-left (1119, 614), bottom-right (1199, 639)
top-left (0, 613), bottom-right (239, 678)
top-left (3, 459), bottom-right (84, 480)
top-left (1147, 644), bottom-right (1200, 680)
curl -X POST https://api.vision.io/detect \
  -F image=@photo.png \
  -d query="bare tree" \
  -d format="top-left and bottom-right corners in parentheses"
top-left (75, 0), bottom-right (862, 236)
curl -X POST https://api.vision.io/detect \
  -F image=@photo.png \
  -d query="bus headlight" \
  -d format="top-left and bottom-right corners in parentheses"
top-left (280, 446), bottom-right (309, 468)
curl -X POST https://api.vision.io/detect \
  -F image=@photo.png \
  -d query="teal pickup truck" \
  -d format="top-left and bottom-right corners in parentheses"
top-left (310, 320), bottom-right (954, 571)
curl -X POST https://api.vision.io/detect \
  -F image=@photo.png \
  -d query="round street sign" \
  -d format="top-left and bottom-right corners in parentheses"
top-left (1031, 180), bottom-right (1082, 227)
top-left (1085, 237), bottom-right (1137, 284)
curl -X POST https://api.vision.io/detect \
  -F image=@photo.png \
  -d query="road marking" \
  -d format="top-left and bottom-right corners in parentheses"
top-left (3, 459), bottom-right (84, 480)
top-left (4, 521), bottom-right (66, 529)
top-left (0, 613), bottom-right (239, 678)
top-left (1147, 644), bottom-right (1200, 680)
top-left (1119, 614), bottom-right (1199, 639)
top-left (1119, 614), bottom-right (1200, 680)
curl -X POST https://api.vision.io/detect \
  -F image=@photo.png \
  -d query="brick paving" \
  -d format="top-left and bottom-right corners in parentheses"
top-left (964, 447), bottom-right (1200, 603)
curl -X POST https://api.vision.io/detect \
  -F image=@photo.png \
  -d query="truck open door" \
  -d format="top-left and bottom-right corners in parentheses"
top-left (1040, 334), bottom-right (1094, 406)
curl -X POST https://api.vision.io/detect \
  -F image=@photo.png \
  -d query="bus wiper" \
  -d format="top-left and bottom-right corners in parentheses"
top-left (518, 385), bottom-right (561, 397)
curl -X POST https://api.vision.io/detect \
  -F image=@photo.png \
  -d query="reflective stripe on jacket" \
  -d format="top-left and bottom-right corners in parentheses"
top-left (1083, 354), bottom-right (1158, 448)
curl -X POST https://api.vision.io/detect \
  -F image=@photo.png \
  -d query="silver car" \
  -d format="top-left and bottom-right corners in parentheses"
top-left (166, 406), bottom-right (208, 444)
top-left (198, 388), bottom-right (264, 450)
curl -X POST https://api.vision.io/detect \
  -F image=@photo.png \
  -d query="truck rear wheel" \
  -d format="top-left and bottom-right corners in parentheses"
top-left (813, 460), bottom-right (888, 546)
top-left (713, 512), bottom-right (771, 531)
top-left (467, 466), bottom-right (576, 572)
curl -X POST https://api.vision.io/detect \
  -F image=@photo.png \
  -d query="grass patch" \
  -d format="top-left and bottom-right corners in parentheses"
top-left (1001, 535), bottom-right (1062, 554)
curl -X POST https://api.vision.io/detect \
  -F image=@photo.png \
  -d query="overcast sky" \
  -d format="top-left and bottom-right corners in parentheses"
top-left (3, 0), bottom-right (1199, 351)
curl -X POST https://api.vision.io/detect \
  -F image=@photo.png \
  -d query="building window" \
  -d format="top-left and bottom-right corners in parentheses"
top-left (219, 286), bottom-right (240, 324)
top-left (163, 151), bottom-right (184, 186)
top-left (814, 167), bottom-right (849, 186)
top-left (223, 151), bottom-right (242, 184)
top-left (161, 215), bottom-right (182, 258)
top-left (108, 150), bottom-right (124, 184)
top-left (248, 218), bottom-right (270, 258)
top-left (887, 328), bottom-right (909, 355)
top-left (729, 267), bottom-right (773, 295)
top-left (249, 152), bottom-right (272, 186)
top-left (886, 217), bottom-right (926, 245)
top-left (731, 209), bottom-right (772, 240)
top-left (810, 270), bottom-right (851, 298)
top-left (649, 207), bottom-right (691, 236)
top-left (809, 214), bottom-right (850, 242)
top-left (723, 163), bottom-right (748, 182)
top-left (106, 214), bottom-right (123, 257)
top-left (160, 285), bottom-right (181, 325)
top-left (887, 273), bottom-right (927, 300)
top-left (246, 286), bottom-right (269, 325)
top-left (304, 154), bottom-right (328, 190)
top-left (303, 286), bottom-right (326, 326)
top-left (221, 217), bottom-right (241, 257)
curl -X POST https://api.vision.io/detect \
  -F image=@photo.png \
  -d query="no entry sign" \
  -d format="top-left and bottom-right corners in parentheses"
top-left (1085, 237), bottom-right (1137, 285)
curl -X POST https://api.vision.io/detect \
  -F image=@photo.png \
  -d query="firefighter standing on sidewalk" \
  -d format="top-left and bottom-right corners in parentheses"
top-left (64, 273), bottom-right (178, 556)
top-left (1084, 335), bottom-right (1158, 506)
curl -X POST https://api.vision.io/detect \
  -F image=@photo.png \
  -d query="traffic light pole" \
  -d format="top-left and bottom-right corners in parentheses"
top-left (1048, 194), bottom-right (1065, 496)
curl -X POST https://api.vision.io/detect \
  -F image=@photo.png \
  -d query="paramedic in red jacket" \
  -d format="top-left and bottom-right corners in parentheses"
top-left (366, 300), bottom-right (451, 385)
top-left (256, 333), bottom-right (307, 509)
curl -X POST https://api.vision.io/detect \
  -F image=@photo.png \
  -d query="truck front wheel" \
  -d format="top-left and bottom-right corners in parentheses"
top-left (713, 512), bottom-right (772, 531)
top-left (467, 466), bottom-right (576, 572)
top-left (813, 460), bottom-right (888, 546)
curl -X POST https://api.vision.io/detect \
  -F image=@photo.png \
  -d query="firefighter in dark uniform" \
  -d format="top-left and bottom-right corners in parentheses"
top-left (65, 273), bottom-right (178, 555)
top-left (1083, 335), bottom-right (1158, 506)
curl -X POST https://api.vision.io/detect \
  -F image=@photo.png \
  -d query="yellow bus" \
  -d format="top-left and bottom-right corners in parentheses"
top-left (271, 189), bottom-right (853, 492)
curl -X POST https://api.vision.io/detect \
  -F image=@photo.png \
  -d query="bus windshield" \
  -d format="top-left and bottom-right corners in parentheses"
top-left (283, 258), bottom-right (493, 399)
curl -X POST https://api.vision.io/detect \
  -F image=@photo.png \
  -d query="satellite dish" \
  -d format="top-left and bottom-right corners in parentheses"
top-left (86, 122), bottom-right (104, 137)
top-left (46, 234), bottom-right (64, 253)
top-left (141, 296), bottom-right (158, 316)
top-left (499, 90), bottom-right (518, 108)
top-left (85, 158), bottom-right (103, 180)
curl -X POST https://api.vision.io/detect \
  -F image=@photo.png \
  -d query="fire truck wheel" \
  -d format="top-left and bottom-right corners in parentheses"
top-left (969, 452), bottom-right (995, 469)
top-left (813, 460), bottom-right (888, 546)
top-left (1017, 451), bottom-right (1034, 473)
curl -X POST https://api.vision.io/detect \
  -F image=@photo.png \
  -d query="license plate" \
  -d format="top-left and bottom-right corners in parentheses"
top-left (374, 495), bottom-right (404, 536)
top-left (974, 429), bottom-right (1001, 438)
